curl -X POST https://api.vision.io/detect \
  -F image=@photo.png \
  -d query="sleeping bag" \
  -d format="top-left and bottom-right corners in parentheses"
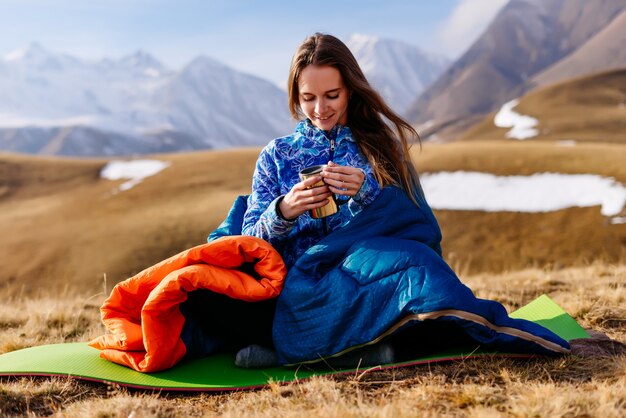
top-left (88, 236), bottom-right (286, 372)
top-left (92, 186), bottom-right (569, 372)
top-left (211, 186), bottom-right (570, 365)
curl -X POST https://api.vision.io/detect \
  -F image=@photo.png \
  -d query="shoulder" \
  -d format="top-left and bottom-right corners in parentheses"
top-left (260, 123), bottom-right (311, 157)
top-left (253, 130), bottom-right (299, 173)
top-left (259, 133), bottom-right (296, 159)
top-left (265, 132), bottom-right (298, 150)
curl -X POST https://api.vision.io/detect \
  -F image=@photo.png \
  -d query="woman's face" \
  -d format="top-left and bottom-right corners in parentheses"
top-left (298, 65), bottom-right (349, 131)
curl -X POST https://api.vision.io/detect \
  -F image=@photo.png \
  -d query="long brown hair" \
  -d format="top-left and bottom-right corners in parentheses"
top-left (287, 32), bottom-right (423, 202)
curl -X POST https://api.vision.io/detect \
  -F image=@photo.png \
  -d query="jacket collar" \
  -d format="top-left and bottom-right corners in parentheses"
top-left (296, 119), bottom-right (354, 143)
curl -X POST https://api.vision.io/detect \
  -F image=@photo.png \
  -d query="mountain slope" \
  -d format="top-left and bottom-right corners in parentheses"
top-left (406, 0), bottom-right (626, 141)
top-left (346, 34), bottom-right (450, 115)
top-left (0, 149), bottom-right (259, 296)
top-left (531, 8), bottom-right (626, 87)
top-left (462, 68), bottom-right (626, 143)
top-left (155, 56), bottom-right (292, 148)
top-left (0, 44), bottom-right (293, 155)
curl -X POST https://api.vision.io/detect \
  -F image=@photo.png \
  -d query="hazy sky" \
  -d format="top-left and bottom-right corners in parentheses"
top-left (0, 0), bottom-right (508, 87)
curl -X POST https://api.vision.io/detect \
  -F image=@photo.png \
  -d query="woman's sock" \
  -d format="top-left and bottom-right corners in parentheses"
top-left (327, 342), bottom-right (395, 368)
top-left (235, 344), bottom-right (279, 368)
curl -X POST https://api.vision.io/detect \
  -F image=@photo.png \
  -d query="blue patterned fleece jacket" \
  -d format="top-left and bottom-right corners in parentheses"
top-left (242, 119), bottom-right (381, 269)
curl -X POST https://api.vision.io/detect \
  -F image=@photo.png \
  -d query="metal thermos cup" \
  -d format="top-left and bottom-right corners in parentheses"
top-left (298, 164), bottom-right (338, 218)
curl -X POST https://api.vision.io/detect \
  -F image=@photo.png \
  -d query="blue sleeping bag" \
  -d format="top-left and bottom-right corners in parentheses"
top-left (210, 187), bottom-right (570, 365)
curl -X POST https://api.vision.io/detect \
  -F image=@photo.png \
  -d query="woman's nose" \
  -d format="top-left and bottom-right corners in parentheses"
top-left (315, 99), bottom-right (326, 114)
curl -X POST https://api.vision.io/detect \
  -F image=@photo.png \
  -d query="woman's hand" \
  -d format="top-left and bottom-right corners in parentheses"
top-left (320, 161), bottom-right (365, 198)
top-left (279, 175), bottom-right (333, 220)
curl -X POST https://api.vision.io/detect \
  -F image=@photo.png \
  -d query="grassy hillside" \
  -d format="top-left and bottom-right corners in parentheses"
top-left (1, 140), bottom-right (625, 296)
top-left (0, 149), bottom-right (257, 297)
top-left (462, 68), bottom-right (626, 143)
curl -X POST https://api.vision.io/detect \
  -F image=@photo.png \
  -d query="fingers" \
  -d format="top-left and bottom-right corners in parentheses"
top-left (282, 175), bottom-right (333, 218)
top-left (292, 187), bottom-right (332, 205)
top-left (302, 185), bottom-right (332, 203)
top-left (323, 162), bottom-right (364, 178)
top-left (321, 163), bottom-right (364, 196)
top-left (297, 176), bottom-right (333, 201)
top-left (325, 161), bottom-right (353, 174)
top-left (299, 175), bottom-right (325, 190)
top-left (283, 162), bottom-right (365, 219)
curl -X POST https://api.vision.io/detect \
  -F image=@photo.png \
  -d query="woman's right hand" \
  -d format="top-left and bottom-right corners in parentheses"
top-left (278, 175), bottom-right (333, 220)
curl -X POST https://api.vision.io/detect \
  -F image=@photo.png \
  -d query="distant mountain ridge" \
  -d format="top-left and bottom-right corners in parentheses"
top-left (0, 43), bottom-right (293, 156)
top-left (406, 0), bottom-right (626, 141)
top-left (13, 5), bottom-right (626, 155)
top-left (0, 35), bottom-right (454, 156)
top-left (346, 34), bottom-right (450, 115)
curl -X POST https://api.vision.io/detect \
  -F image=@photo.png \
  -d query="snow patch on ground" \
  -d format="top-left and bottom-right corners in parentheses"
top-left (100, 159), bottom-right (171, 192)
top-left (421, 171), bottom-right (626, 218)
top-left (494, 99), bottom-right (539, 140)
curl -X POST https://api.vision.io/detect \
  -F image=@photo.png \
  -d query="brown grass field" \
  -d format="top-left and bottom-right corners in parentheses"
top-left (1, 139), bottom-right (624, 296)
top-left (0, 124), bottom-right (625, 415)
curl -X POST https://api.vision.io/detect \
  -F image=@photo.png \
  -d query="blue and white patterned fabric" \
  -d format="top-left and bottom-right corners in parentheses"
top-left (242, 119), bottom-right (381, 269)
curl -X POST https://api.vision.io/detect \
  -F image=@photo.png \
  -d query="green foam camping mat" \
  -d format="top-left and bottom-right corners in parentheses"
top-left (0, 294), bottom-right (588, 391)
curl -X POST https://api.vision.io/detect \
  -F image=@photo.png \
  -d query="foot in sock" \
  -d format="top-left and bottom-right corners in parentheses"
top-left (235, 344), bottom-right (279, 368)
top-left (327, 342), bottom-right (395, 368)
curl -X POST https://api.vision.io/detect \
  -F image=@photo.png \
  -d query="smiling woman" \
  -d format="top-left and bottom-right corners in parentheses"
top-left (242, 32), bottom-right (423, 271)
top-left (216, 31), bottom-right (571, 373)
top-left (222, 32), bottom-right (432, 368)
top-left (164, 32), bottom-right (573, 373)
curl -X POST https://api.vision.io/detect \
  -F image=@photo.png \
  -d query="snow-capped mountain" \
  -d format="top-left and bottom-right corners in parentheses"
top-left (346, 34), bottom-right (450, 115)
top-left (0, 43), bottom-right (293, 156)
top-left (153, 56), bottom-right (291, 148)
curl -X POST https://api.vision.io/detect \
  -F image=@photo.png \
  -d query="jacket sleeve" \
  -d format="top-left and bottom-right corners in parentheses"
top-left (347, 155), bottom-right (381, 216)
top-left (242, 146), bottom-right (297, 246)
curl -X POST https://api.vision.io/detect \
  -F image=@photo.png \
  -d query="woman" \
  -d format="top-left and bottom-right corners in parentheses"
top-left (237, 32), bottom-right (422, 367)
top-left (93, 34), bottom-right (572, 371)
top-left (242, 32), bottom-right (422, 271)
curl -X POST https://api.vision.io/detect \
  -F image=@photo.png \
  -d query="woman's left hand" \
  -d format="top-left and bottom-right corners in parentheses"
top-left (321, 161), bottom-right (365, 198)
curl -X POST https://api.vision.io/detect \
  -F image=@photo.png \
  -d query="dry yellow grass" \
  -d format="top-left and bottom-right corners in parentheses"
top-left (0, 149), bottom-right (258, 296)
top-left (0, 262), bottom-right (624, 417)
